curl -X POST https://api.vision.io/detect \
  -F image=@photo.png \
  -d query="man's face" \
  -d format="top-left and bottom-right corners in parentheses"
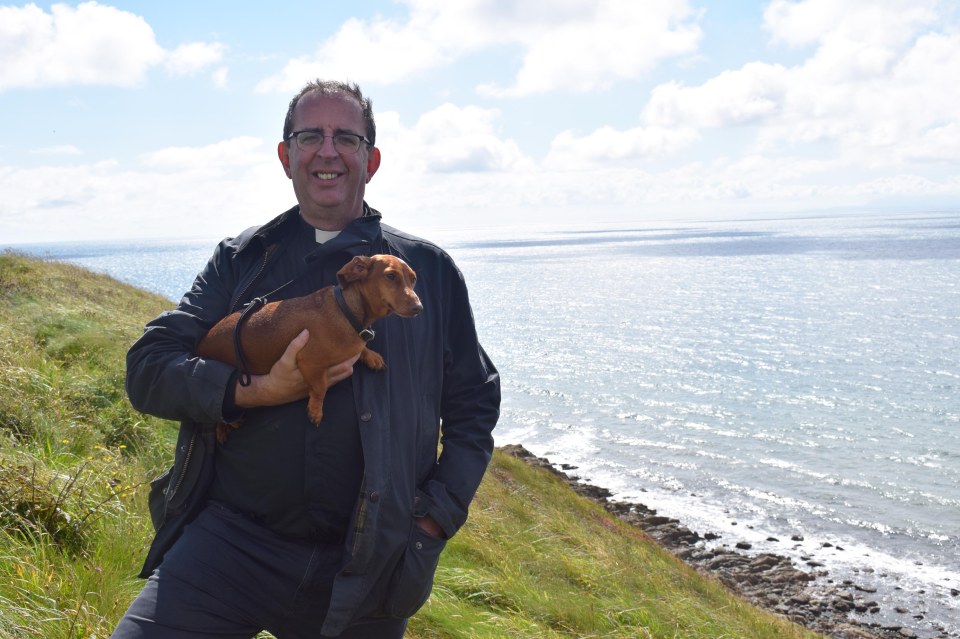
top-left (278, 92), bottom-right (380, 230)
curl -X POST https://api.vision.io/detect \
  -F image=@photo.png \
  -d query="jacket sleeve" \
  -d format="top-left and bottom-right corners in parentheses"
top-left (126, 240), bottom-right (244, 424)
top-left (421, 258), bottom-right (501, 537)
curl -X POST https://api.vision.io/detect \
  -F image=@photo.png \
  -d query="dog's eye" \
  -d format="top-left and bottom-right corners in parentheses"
top-left (385, 272), bottom-right (397, 281)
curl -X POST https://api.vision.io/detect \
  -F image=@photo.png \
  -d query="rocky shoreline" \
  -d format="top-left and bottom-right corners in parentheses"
top-left (500, 444), bottom-right (955, 639)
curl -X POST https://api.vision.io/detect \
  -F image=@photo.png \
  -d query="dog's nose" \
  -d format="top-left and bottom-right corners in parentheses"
top-left (409, 296), bottom-right (423, 316)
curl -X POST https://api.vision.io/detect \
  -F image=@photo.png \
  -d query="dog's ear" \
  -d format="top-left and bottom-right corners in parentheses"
top-left (337, 255), bottom-right (371, 287)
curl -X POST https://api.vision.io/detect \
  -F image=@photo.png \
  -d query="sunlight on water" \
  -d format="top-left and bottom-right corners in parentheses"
top-left (447, 212), bottom-right (960, 638)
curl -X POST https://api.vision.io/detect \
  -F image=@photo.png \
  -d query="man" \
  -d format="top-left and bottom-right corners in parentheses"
top-left (112, 80), bottom-right (500, 638)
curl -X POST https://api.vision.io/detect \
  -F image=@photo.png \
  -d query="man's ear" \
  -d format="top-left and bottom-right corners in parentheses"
top-left (337, 256), bottom-right (371, 287)
top-left (278, 141), bottom-right (293, 179)
top-left (365, 146), bottom-right (381, 184)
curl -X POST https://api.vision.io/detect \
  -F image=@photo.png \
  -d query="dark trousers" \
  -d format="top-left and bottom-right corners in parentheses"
top-left (111, 503), bottom-right (407, 639)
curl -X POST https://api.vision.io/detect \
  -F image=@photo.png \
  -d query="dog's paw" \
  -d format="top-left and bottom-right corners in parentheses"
top-left (361, 349), bottom-right (386, 370)
top-left (215, 421), bottom-right (239, 444)
top-left (307, 396), bottom-right (325, 425)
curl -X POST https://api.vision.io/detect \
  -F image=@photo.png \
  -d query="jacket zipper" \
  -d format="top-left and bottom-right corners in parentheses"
top-left (167, 245), bottom-right (273, 503)
top-left (168, 247), bottom-right (270, 506)
top-left (230, 246), bottom-right (272, 313)
top-left (169, 428), bottom-right (197, 498)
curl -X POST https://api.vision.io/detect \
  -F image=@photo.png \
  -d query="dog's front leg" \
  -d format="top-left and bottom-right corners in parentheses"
top-left (359, 347), bottom-right (385, 370)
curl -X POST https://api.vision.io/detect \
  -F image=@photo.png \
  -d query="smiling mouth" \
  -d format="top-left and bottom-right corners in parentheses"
top-left (314, 171), bottom-right (339, 180)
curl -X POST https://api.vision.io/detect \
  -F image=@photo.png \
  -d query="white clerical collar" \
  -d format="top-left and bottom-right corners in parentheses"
top-left (315, 228), bottom-right (341, 244)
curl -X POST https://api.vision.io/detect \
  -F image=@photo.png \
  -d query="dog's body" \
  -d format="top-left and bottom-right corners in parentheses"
top-left (197, 254), bottom-right (422, 442)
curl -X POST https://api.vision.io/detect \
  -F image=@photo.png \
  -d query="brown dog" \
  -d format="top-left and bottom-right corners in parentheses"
top-left (197, 254), bottom-right (422, 442)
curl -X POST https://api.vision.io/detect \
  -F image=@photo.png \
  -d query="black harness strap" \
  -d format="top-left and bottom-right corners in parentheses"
top-left (232, 275), bottom-right (301, 387)
top-left (234, 296), bottom-right (267, 387)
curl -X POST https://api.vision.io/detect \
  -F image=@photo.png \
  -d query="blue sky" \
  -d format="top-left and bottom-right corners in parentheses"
top-left (2, 0), bottom-right (958, 244)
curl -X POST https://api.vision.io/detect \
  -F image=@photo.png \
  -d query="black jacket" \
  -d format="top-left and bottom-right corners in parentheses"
top-left (126, 205), bottom-right (500, 635)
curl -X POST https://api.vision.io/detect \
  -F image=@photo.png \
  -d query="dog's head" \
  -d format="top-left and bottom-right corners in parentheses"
top-left (337, 254), bottom-right (423, 319)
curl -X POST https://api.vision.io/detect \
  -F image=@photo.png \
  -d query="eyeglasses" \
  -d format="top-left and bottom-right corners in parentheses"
top-left (285, 129), bottom-right (371, 153)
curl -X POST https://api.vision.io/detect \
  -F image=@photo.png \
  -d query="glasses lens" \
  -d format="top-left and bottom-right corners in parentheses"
top-left (291, 131), bottom-right (365, 152)
top-left (333, 134), bottom-right (361, 153)
top-left (295, 131), bottom-right (322, 149)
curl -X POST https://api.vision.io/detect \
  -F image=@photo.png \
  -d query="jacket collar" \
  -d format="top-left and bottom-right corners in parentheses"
top-left (236, 202), bottom-right (383, 255)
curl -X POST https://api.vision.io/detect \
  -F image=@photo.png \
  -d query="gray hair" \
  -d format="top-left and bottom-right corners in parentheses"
top-left (282, 80), bottom-right (376, 146)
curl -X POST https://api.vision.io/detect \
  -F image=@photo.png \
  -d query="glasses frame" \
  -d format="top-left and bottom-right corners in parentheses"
top-left (285, 129), bottom-right (372, 153)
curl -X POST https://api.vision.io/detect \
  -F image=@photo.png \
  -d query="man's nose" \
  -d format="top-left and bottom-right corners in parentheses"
top-left (316, 135), bottom-right (339, 156)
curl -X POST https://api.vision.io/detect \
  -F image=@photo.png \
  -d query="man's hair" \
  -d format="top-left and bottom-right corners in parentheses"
top-left (282, 80), bottom-right (376, 146)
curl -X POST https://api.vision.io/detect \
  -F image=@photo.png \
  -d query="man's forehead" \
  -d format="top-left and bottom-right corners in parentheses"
top-left (293, 92), bottom-right (364, 127)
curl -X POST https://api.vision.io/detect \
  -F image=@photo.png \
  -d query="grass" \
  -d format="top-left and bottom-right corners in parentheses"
top-left (0, 250), bottom-right (825, 639)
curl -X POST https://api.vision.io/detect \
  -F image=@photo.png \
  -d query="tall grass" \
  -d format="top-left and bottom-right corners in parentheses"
top-left (0, 252), bottom-right (170, 639)
top-left (0, 251), bottom-right (824, 638)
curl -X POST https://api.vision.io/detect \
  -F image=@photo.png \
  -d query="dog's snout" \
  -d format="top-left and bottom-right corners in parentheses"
top-left (406, 290), bottom-right (423, 316)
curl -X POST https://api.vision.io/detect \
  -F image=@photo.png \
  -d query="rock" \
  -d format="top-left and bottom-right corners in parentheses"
top-left (499, 444), bottom-right (914, 639)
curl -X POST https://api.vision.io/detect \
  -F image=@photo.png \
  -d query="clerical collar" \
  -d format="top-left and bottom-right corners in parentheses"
top-left (315, 228), bottom-right (341, 244)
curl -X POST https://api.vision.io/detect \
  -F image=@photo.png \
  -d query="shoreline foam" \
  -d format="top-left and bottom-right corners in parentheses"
top-left (500, 444), bottom-right (958, 639)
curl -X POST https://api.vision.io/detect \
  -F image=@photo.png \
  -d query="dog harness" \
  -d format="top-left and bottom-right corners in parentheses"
top-left (334, 285), bottom-right (376, 343)
top-left (231, 286), bottom-right (375, 388)
top-left (234, 296), bottom-right (268, 387)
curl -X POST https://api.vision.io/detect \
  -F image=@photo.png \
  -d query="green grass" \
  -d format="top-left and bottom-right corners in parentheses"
top-left (0, 251), bottom-right (825, 639)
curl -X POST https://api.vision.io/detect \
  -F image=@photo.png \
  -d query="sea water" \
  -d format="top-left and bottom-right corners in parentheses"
top-left (8, 211), bottom-right (959, 636)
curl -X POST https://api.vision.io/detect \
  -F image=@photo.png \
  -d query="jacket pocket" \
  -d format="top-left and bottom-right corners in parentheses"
top-left (146, 467), bottom-right (172, 531)
top-left (385, 522), bottom-right (447, 618)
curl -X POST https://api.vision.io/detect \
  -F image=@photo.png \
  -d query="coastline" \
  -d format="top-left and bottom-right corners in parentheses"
top-left (500, 444), bottom-right (954, 639)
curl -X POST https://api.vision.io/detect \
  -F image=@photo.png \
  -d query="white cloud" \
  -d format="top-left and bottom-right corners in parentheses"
top-left (378, 104), bottom-right (532, 173)
top-left (561, 0), bottom-right (960, 169)
top-left (139, 137), bottom-right (267, 170)
top-left (0, 2), bottom-right (224, 91)
top-left (1, 142), bottom-right (290, 243)
top-left (257, 0), bottom-right (702, 96)
top-left (644, 62), bottom-right (788, 129)
top-left (212, 67), bottom-right (229, 89)
top-left (544, 124), bottom-right (699, 168)
top-left (763, 0), bottom-right (938, 49)
top-left (0, 2), bottom-right (162, 90)
top-left (30, 144), bottom-right (82, 156)
top-left (479, 1), bottom-right (703, 96)
top-left (255, 14), bottom-right (458, 93)
top-left (164, 42), bottom-right (226, 76)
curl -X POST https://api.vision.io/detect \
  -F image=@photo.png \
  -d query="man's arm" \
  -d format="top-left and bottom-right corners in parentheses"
top-left (419, 260), bottom-right (501, 539)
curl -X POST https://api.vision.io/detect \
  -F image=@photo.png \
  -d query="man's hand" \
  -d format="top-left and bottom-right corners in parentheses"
top-left (415, 515), bottom-right (445, 538)
top-left (234, 329), bottom-right (360, 409)
top-left (326, 353), bottom-right (359, 387)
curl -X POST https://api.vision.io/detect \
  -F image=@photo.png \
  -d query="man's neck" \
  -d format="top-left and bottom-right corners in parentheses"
top-left (299, 202), bottom-right (369, 232)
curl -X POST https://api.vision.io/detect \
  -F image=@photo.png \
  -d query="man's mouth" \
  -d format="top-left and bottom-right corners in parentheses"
top-left (313, 171), bottom-right (339, 180)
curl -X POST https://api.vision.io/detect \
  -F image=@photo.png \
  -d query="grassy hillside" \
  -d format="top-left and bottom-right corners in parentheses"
top-left (0, 251), bottom-right (824, 639)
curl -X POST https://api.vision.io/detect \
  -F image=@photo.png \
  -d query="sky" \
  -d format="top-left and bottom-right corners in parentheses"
top-left (1, 0), bottom-right (959, 245)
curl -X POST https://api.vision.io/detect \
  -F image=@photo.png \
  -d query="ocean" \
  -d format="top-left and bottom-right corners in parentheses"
top-left (8, 211), bottom-right (959, 637)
